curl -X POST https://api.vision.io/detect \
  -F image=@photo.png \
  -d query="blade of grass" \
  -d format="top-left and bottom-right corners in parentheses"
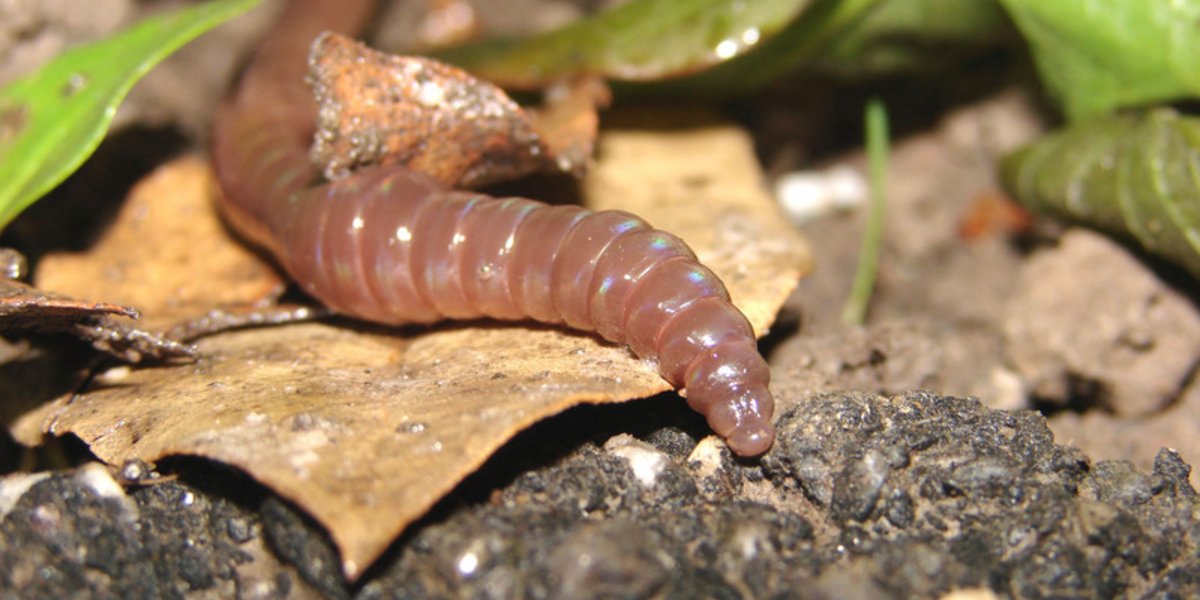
top-left (843, 97), bottom-right (889, 326)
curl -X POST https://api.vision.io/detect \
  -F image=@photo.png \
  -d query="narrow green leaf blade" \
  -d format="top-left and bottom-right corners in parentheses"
top-left (843, 98), bottom-right (889, 326)
top-left (434, 0), bottom-right (814, 89)
top-left (0, 0), bottom-right (262, 231)
top-left (1003, 110), bottom-right (1200, 278)
top-left (998, 0), bottom-right (1200, 121)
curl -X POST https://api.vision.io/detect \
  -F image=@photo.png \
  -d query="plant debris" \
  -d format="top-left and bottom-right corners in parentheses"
top-left (1, 260), bottom-right (194, 363)
top-left (309, 32), bottom-right (603, 187)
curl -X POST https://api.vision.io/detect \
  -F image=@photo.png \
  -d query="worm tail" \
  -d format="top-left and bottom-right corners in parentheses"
top-left (543, 211), bottom-right (776, 455)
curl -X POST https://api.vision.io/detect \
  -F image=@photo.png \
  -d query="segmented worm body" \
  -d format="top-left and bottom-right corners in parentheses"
top-left (212, 0), bottom-right (775, 455)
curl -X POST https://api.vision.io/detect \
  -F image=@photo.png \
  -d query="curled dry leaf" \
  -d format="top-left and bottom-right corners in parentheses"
top-left (0, 278), bottom-right (138, 326)
top-left (1, 262), bottom-right (194, 363)
top-left (310, 32), bottom-right (603, 187)
top-left (22, 120), bottom-right (809, 577)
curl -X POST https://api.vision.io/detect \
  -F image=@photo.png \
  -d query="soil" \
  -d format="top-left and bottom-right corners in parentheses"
top-left (3, 1), bottom-right (1199, 598)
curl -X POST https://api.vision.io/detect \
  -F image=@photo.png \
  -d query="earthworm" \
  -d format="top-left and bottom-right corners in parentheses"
top-left (211, 0), bottom-right (775, 455)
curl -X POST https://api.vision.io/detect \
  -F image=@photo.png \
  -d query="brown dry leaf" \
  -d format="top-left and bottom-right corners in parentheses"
top-left (1, 278), bottom-right (138, 326)
top-left (25, 120), bottom-right (810, 578)
top-left (310, 33), bottom-right (599, 187)
top-left (34, 156), bottom-right (284, 332)
top-left (0, 272), bottom-right (194, 363)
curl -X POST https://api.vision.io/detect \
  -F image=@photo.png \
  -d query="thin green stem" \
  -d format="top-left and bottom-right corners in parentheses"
top-left (842, 97), bottom-right (889, 326)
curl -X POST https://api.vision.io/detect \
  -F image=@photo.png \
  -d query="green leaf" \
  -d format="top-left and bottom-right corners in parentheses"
top-left (434, 0), bottom-right (815, 89)
top-left (997, 0), bottom-right (1200, 121)
top-left (1002, 109), bottom-right (1200, 278)
top-left (648, 0), bottom-right (878, 95)
top-left (812, 0), bottom-right (1014, 78)
top-left (0, 0), bottom-right (262, 231)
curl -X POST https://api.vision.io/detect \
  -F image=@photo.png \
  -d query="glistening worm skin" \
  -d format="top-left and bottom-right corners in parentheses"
top-left (211, 0), bottom-right (775, 455)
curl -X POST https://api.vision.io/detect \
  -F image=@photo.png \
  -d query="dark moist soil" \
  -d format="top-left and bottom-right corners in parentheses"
top-left (4, 1), bottom-right (1200, 598)
top-left (2, 393), bottom-right (1198, 598)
